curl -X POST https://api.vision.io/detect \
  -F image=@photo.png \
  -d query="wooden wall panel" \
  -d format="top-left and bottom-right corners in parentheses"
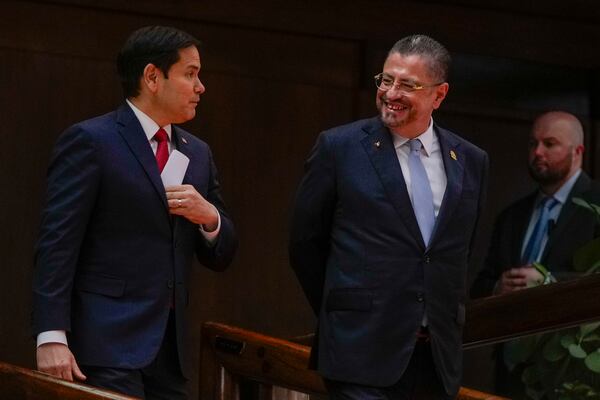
top-left (40, 0), bottom-right (600, 68)
top-left (0, 47), bottom-right (121, 368)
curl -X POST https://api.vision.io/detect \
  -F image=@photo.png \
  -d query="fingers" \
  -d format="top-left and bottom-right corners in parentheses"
top-left (37, 343), bottom-right (85, 382)
top-left (165, 185), bottom-right (206, 210)
top-left (165, 185), bottom-right (217, 226)
top-left (497, 269), bottom-right (528, 294)
top-left (165, 184), bottom-right (200, 198)
top-left (72, 359), bottom-right (87, 381)
top-left (168, 197), bottom-right (187, 210)
top-left (504, 268), bottom-right (526, 279)
top-left (521, 267), bottom-right (544, 287)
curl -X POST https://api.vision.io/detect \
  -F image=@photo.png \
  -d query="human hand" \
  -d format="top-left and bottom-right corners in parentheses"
top-left (36, 343), bottom-right (86, 382)
top-left (165, 185), bottom-right (218, 231)
top-left (496, 266), bottom-right (545, 295)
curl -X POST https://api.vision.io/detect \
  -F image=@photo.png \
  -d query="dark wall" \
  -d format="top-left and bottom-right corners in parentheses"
top-left (2, 0), bottom-right (600, 397)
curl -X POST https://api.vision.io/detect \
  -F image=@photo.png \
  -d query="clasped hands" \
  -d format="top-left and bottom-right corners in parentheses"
top-left (495, 265), bottom-right (545, 295)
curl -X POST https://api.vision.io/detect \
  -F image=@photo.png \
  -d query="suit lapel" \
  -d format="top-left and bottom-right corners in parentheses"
top-left (360, 118), bottom-right (424, 248)
top-left (511, 195), bottom-right (536, 264)
top-left (429, 126), bottom-right (463, 246)
top-left (116, 104), bottom-right (169, 215)
top-left (542, 173), bottom-right (590, 261)
top-left (171, 127), bottom-right (193, 237)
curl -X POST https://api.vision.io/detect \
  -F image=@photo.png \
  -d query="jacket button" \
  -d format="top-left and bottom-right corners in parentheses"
top-left (424, 256), bottom-right (430, 264)
top-left (417, 293), bottom-right (424, 302)
top-left (167, 280), bottom-right (174, 289)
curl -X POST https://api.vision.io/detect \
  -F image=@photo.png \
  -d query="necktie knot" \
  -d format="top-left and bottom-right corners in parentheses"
top-left (154, 128), bottom-right (168, 144)
top-left (540, 196), bottom-right (558, 211)
top-left (409, 139), bottom-right (423, 153)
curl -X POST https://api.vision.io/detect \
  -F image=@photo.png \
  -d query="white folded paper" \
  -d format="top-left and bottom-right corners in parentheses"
top-left (161, 150), bottom-right (190, 187)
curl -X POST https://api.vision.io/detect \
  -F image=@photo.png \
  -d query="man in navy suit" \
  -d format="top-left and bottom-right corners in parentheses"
top-left (32, 26), bottom-right (237, 398)
top-left (290, 35), bottom-right (488, 399)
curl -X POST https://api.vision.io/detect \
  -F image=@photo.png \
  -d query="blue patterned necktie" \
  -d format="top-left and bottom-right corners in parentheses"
top-left (408, 139), bottom-right (435, 246)
top-left (521, 196), bottom-right (559, 264)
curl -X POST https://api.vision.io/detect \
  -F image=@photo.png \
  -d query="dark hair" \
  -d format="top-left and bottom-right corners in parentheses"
top-left (389, 34), bottom-right (451, 82)
top-left (117, 26), bottom-right (201, 98)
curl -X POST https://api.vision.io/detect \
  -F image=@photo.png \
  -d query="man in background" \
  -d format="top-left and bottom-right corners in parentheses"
top-left (290, 34), bottom-right (488, 399)
top-left (471, 111), bottom-right (600, 395)
top-left (33, 26), bottom-right (237, 399)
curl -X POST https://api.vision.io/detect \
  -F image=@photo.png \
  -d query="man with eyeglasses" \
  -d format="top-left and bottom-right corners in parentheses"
top-left (290, 35), bottom-right (488, 399)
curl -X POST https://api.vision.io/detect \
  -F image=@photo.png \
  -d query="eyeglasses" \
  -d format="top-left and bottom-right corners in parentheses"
top-left (374, 73), bottom-right (444, 93)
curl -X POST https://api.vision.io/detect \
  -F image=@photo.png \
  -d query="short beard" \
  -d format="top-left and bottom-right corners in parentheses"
top-left (378, 99), bottom-right (413, 130)
top-left (528, 156), bottom-right (572, 186)
top-left (380, 109), bottom-right (404, 128)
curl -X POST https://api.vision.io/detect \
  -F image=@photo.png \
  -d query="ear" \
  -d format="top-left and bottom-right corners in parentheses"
top-left (575, 144), bottom-right (585, 156)
top-left (432, 82), bottom-right (449, 110)
top-left (141, 63), bottom-right (162, 94)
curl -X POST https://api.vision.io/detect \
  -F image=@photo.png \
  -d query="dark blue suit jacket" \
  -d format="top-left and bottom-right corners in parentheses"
top-left (290, 117), bottom-right (488, 396)
top-left (33, 103), bottom-right (237, 374)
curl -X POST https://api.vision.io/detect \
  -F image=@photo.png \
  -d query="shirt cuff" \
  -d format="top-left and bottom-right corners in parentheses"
top-left (37, 330), bottom-right (68, 348)
top-left (199, 206), bottom-right (221, 245)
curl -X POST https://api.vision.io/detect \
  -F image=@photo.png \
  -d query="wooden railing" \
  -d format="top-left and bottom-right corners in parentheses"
top-left (464, 273), bottom-right (600, 348)
top-left (3, 275), bottom-right (599, 399)
top-left (199, 274), bottom-right (600, 399)
top-left (0, 361), bottom-right (138, 400)
top-left (199, 322), bottom-right (507, 399)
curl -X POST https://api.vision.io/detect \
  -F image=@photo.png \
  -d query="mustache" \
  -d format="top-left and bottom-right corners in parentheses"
top-left (382, 95), bottom-right (408, 104)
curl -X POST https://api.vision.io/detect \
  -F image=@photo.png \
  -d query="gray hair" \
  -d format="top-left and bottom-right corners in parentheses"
top-left (389, 34), bottom-right (451, 82)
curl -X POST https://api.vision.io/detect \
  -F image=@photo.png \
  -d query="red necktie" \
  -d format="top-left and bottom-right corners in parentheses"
top-left (154, 128), bottom-right (169, 173)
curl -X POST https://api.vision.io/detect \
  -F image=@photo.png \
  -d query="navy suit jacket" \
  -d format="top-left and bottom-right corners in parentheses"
top-left (290, 117), bottom-right (488, 396)
top-left (32, 103), bottom-right (237, 374)
top-left (471, 172), bottom-right (600, 298)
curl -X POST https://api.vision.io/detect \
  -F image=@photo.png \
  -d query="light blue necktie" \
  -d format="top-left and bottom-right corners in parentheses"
top-left (408, 139), bottom-right (435, 246)
top-left (521, 196), bottom-right (559, 264)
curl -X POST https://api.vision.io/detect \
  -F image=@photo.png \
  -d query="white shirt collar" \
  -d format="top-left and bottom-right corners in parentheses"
top-left (392, 119), bottom-right (435, 156)
top-left (126, 99), bottom-right (172, 142)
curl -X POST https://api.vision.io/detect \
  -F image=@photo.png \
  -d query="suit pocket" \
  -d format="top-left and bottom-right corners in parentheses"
top-left (75, 273), bottom-right (126, 298)
top-left (326, 288), bottom-right (372, 312)
top-left (456, 303), bottom-right (466, 325)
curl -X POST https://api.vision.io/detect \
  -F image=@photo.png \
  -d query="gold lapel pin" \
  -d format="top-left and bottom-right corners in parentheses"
top-left (450, 150), bottom-right (457, 160)
top-left (374, 141), bottom-right (381, 148)
top-left (182, 137), bottom-right (188, 144)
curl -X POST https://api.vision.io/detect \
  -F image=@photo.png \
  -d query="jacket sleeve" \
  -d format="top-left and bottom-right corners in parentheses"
top-left (289, 132), bottom-right (336, 314)
top-left (32, 125), bottom-right (101, 336)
